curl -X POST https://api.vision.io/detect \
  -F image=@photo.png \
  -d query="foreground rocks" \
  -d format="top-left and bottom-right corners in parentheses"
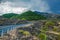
top-left (0, 18), bottom-right (28, 26)
top-left (0, 20), bottom-right (60, 40)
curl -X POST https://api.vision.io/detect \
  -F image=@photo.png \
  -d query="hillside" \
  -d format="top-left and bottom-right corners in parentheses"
top-left (1, 10), bottom-right (60, 20)
top-left (2, 10), bottom-right (46, 20)
top-left (2, 13), bottom-right (18, 19)
top-left (35, 11), bottom-right (60, 19)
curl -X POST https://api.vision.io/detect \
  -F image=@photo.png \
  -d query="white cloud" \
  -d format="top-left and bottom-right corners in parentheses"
top-left (30, 0), bottom-right (51, 12)
top-left (0, 1), bottom-right (28, 15)
top-left (0, 0), bottom-right (52, 15)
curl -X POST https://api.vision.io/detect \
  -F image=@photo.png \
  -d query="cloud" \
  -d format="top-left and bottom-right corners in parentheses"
top-left (0, 1), bottom-right (29, 15)
top-left (30, 0), bottom-right (51, 12)
top-left (0, 0), bottom-right (51, 15)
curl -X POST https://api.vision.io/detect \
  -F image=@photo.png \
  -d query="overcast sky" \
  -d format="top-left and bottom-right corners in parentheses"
top-left (0, 0), bottom-right (60, 15)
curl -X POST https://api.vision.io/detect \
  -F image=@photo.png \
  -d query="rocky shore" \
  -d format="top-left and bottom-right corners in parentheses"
top-left (0, 18), bottom-right (28, 26)
top-left (0, 20), bottom-right (60, 40)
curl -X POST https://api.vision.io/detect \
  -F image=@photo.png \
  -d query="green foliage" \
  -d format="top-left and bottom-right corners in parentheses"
top-left (57, 35), bottom-right (60, 40)
top-left (18, 30), bottom-right (30, 35)
top-left (42, 27), bottom-right (48, 31)
top-left (19, 10), bottom-right (46, 20)
top-left (2, 10), bottom-right (46, 20)
top-left (19, 30), bottom-right (24, 32)
top-left (21, 18), bottom-right (26, 20)
top-left (53, 26), bottom-right (58, 31)
top-left (23, 31), bottom-right (30, 35)
top-left (45, 21), bottom-right (55, 27)
top-left (38, 33), bottom-right (47, 40)
top-left (11, 15), bottom-right (20, 19)
top-left (2, 13), bottom-right (18, 18)
top-left (42, 21), bottom-right (55, 31)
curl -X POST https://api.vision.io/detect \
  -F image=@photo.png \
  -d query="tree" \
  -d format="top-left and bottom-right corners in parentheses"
top-left (21, 18), bottom-right (26, 20)
top-left (19, 10), bottom-right (46, 20)
top-left (2, 10), bottom-right (46, 20)
top-left (2, 13), bottom-right (18, 18)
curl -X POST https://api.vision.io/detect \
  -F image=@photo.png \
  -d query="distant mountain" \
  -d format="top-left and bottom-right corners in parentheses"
top-left (34, 11), bottom-right (49, 17)
top-left (34, 11), bottom-right (60, 19)
top-left (11, 10), bottom-right (46, 20)
top-left (1, 10), bottom-right (60, 20)
top-left (2, 13), bottom-right (18, 18)
top-left (2, 10), bottom-right (46, 20)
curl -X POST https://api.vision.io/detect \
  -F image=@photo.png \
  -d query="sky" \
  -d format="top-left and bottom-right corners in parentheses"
top-left (0, 0), bottom-right (60, 15)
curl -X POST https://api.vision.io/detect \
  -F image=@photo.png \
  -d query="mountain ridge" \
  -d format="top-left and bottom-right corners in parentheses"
top-left (1, 10), bottom-right (60, 20)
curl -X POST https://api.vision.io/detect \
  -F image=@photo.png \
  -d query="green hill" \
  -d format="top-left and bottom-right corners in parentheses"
top-left (2, 11), bottom-right (46, 20)
top-left (2, 13), bottom-right (18, 19)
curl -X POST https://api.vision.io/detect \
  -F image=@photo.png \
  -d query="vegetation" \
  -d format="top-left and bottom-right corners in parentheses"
top-left (45, 21), bottom-right (55, 27)
top-left (38, 33), bottom-right (47, 40)
top-left (18, 30), bottom-right (30, 37)
top-left (18, 10), bottom-right (46, 20)
top-left (2, 13), bottom-right (18, 19)
top-left (23, 31), bottom-right (30, 35)
top-left (1, 10), bottom-right (60, 40)
top-left (53, 26), bottom-right (58, 31)
top-left (2, 10), bottom-right (46, 20)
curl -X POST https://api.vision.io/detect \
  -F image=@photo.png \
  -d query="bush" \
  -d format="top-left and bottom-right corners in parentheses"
top-left (38, 33), bottom-right (47, 40)
top-left (45, 21), bottom-right (55, 27)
